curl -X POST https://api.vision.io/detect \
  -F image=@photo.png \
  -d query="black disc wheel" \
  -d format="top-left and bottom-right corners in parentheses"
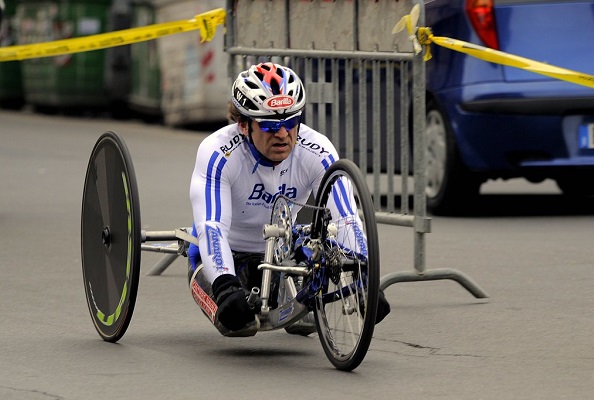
top-left (81, 131), bottom-right (141, 342)
top-left (311, 159), bottom-right (380, 371)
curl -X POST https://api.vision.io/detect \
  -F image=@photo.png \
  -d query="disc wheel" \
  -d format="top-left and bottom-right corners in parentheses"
top-left (311, 159), bottom-right (380, 371)
top-left (81, 131), bottom-right (141, 342)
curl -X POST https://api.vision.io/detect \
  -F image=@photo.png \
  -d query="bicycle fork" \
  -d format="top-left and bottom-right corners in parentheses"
top-left (257, 224), bottom-right (309, 319)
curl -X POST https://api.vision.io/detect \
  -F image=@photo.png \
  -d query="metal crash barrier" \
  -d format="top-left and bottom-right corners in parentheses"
top-left (148, 0), bottom-right (488, 300)
top-left (222, 0), bottom-right (487, 299)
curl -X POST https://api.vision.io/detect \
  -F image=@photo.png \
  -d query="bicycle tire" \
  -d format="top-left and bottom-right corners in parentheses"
top-left (311, 159), bottom-right (380, 371)
top-left (81, 131), bottom-right (141, 342)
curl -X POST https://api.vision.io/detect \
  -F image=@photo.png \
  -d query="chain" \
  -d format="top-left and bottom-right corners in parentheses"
top-left (276, 194), bottom-right (329, 213)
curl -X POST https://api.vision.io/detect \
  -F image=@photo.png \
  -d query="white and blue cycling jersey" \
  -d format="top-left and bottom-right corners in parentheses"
top-left (189, 122), bottom-right (343, 284)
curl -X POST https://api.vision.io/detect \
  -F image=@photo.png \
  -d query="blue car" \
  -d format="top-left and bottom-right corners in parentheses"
top-left (423, 0), bottom-right (594, 214)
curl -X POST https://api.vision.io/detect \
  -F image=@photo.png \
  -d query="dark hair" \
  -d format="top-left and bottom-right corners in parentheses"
top-left (227, 101), bottom-right (250, 125)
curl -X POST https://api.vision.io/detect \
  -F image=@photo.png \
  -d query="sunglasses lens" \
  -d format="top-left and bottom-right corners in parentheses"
top-left (257, 121), bottom-right (280, 133)
top-left (257, 115), bottom-right (301, 133)
top-left (284, 117), bottom-right (300, 130)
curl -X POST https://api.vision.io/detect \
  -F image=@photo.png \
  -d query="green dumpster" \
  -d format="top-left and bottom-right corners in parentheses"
top-left (16, 0), bottom-right (114, 109)
top-left (0, 1), bottom-right (25, 109)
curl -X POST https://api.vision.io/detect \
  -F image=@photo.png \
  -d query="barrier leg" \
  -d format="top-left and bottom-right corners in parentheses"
top-left (380, 269), bottom-right (489, 299)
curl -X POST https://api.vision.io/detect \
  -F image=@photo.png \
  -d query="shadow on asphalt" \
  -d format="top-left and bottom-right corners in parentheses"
top-left (462, 194), bottom-right (594, 217)
top-left (381, 194), bottom-right (594, 217)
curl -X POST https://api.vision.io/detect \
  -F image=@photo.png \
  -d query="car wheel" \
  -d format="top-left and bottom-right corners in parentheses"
top-left (425, 101), bottom-right (482, 215)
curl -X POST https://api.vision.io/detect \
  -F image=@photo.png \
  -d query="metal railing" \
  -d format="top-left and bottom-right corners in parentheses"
top-left (148, 0), bottom-right (487, 300)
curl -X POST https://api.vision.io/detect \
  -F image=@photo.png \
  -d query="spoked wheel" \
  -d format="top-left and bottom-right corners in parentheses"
top-left (311, 159), bottom-right (380, 371)
top-left (81, 131), bottom-right (141, 342)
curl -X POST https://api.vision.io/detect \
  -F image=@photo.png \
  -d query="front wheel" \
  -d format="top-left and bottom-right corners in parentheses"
top-left (311, 159), bottom-right (380, 371)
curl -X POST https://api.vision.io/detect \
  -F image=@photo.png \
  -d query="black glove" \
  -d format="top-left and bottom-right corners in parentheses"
top-left (212, 274), bottom-right (255, 331)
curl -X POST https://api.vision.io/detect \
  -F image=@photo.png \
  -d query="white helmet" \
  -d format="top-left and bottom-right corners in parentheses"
top-left (231, 62), bottom-right (306, 119)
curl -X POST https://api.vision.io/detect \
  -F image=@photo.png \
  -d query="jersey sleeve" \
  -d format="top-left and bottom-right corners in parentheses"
top-left (304, 130), bottom-right (368, 257)
top-left (327, 176), bottom-right (369, 257)
top-left (190, 144), bottom-right (236, 284)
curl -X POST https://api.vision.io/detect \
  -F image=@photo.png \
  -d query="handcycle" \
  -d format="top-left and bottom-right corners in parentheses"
top-left (81, 131), bottom-right (380, 371)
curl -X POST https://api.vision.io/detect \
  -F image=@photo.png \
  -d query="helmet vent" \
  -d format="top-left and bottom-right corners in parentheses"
top-left (269, 79), bottom-right (280, 95)
top-left (297, 91), bottom-right (304, 102)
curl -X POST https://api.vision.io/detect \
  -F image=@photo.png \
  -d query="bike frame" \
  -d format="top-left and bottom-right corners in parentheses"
top-left (140, 222), bottom-right (333, 332)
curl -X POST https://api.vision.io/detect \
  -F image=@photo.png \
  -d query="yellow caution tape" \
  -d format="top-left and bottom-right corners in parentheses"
top-left (419, 28), bottom-right (594, 89)
top-left (394, 5), bottom-right (594, 90)
top-left (391, 4), bottom-right (422, 55)
top-left (0, 8), bottom-right (226, 62)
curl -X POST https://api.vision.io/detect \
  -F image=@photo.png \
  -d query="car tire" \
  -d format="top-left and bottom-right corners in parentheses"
top-left (425, 100), bottom-right (482, 216)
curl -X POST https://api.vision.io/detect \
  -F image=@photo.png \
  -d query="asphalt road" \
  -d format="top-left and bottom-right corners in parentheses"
top-left (2, 109), bottom-right (594, 400)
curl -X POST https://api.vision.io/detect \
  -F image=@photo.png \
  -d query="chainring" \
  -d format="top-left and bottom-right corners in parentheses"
top-left (270, 196), bottom-right (293, 264)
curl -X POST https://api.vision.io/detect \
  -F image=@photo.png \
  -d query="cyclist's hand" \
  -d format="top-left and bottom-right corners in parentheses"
top-left (212, 274), bottom-right (255, 331)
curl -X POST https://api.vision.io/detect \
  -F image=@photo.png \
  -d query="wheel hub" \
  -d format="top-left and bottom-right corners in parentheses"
top-left (102, 226), bottom-right (111, 247)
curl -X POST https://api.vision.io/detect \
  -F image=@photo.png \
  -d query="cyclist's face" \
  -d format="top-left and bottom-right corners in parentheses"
top-left (244, 120), bottom-right (298, 163)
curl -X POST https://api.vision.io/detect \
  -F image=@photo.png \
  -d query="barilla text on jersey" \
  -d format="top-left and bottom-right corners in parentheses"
top-left (248, 183), bottom-right (297, 204)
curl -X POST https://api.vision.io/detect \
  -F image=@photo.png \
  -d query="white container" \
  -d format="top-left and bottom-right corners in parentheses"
top-left (153, 0), bottom-right (228, 127)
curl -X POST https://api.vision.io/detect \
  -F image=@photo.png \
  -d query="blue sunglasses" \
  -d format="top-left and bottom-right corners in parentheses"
top-left (254, 113), bottom-right (302, 133)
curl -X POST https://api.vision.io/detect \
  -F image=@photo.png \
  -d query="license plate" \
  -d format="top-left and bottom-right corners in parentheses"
top-left (579, 123), bottom-right (594, 149)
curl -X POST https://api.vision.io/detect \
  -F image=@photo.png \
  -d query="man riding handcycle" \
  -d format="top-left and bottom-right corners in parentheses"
top-left (187, 62), bottom-right (390, 337)
top-left (81, 62), bottom-right (389, 371)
